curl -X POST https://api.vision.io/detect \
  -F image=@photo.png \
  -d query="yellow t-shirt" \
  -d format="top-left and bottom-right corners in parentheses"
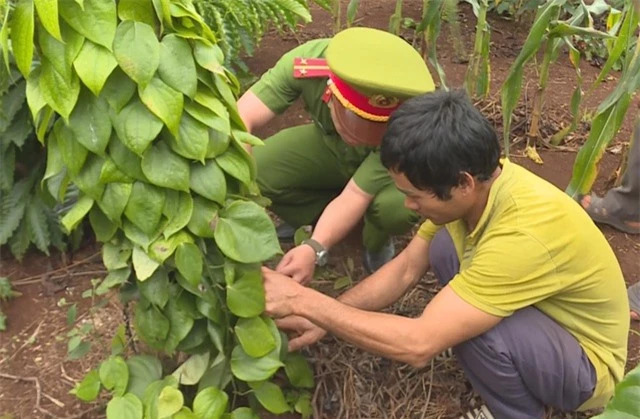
top-left (418, 159), bottom-right (628, 409)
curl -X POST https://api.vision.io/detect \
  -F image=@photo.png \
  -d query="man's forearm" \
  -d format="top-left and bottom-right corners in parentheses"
top-left (337, 253), bottom-right (419, 311)
top-left (293, 286), bottom-right (433, 367)
top-left (311, 189), bottom-right (370, 250)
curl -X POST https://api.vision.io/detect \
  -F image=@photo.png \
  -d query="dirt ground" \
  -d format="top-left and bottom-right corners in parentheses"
top-left (1, 1), bottom-right (639, 418)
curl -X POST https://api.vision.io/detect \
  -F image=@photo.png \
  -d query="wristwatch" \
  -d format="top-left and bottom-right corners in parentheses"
top-left (302, 238), bottom-right (328, 267)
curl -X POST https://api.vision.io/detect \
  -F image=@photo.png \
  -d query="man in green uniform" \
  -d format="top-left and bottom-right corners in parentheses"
top-left (238, 27), bottom-right (435, 282)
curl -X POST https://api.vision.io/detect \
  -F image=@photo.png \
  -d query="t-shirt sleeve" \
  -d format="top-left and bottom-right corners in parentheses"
top-left (351, 151), bottom-right (395, 196)
top-left (449, 231), bottom-right (560, 317)
top-left (249, 43), bottom-right (309, 115)
top-left (417, 220), bottom-right (441, 241)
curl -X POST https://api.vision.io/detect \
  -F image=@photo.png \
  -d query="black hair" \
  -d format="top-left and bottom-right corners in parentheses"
top-left (380, 89), bottom-right (501, 200)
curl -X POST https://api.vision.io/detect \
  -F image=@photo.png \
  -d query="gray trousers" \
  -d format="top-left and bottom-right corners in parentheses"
top-left (429, 230), bottom-right (597, 419)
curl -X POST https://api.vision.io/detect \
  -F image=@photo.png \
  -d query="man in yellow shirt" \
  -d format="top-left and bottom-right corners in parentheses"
top-left (261, 90), bottom-right (629, 418)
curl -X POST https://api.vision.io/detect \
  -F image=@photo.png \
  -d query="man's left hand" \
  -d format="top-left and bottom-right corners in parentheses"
top-left (262, 266), bottom-right (303, 318)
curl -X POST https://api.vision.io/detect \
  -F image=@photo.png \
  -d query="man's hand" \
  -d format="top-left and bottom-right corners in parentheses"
top-left (276, 315), bottom-right (327, 351)
top-left (276, 244), bottom-right (317, 284)
top-left (262, 267), bottom-right (303, 318)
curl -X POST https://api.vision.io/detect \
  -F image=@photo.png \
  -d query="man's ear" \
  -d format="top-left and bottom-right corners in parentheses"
top-left (457, 172), bottom-right (476, 194)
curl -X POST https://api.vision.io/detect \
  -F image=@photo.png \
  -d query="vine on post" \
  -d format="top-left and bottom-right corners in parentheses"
top-left (3, 0), bottom-right (315, 417)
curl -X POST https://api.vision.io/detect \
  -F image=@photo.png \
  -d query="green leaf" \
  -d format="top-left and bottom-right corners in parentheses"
top-left (106, 394), bottom-right (143, 419)
top-left (149, 230), bottom-right (192, 263)
top-left (215, 200), bottom-right (281, 263)
top-left (250, 381), bottom-right (290, 414)
top-left (37, 20), bottom-right (83, 80)
top-left (73, 40), bottom-right (118, 96)
top-left (158, 34), bottom-right (197, 98)
top-left (67, 335), bottom-right (91, 359)
top-left (68, 90), bottom-right (112, 154)
top-left (593, 364), bottom-right (640, 418)
top-left (89, 206), bottom-right (117, 242)
top-left (102, 242), bottom-right (132, 270)
top-left (171, 352), bottom-right (210, 386)
top-left (294, 392), bottom-right (313, 419)
top-left (174, 407), bottom-right (198, 419)
top-left (169, 113), bottom-right (208, 161)
top-left (157, 386), bottom-right (184, 418)
top-left (234, 316), bottom-right (276, 358)
top-left (100, 158), bottom-right (134, 184)
top-left (230, 344), bottom-right (283, 382)
top-left (135, 302), bottom-right (170, 350)
top-left (102, 67), bottom-right (136, 112)
top-left (164, 295), bottom-right (195, 354)
top-left (187, 196), bottom-right (219, 238)
top-left (184, 101), bottom-right (230, 138)
top-left (194, 41), bottom-right (224, 74)
top-left (163, 190), bottom-right (193, 238)
top-left (132, 245), bottom-right (160, 281)
top-left (139, 76), bottom-right (183, 136)
top-left (176, 320), bottom-right (209, 352)
top-left (227, 407), bottom-right (259, 419)
top-left (216, 146), bottom-right (251, 186)
top-left (196, 298), bottom-right (222, 324)
top-left (284, 352), bottom-right (315, 388)
top-left (61, 195), bottom-right (93, 233)
top-left (142, 376), bottom-right (178, 419)
top-left (111, 323), bottom-right (127, 355)
top-left (114, 96), bottom-right (163, 156)
top-left (108, 134), bottom-right (147, 181)
top-left (26, 67), bottom-right (46, 116)
top-left (138, 268), bottom-right (169, 308)
top-left (176, 242), bottom-right (203, 287)
top-left (226, 270), bottom-right (264, 318)
top-left (97, 268), bottom-right (131, 293)
top-left (124, 181), bottom-right (165, 235)
top-left (118, 0), bottom-right (157, 27)
top-left (198, 352), bottom-right (232, 392)
top-left (54, 120), bottom-right (87, 177)
top-left (39, 57), bottom-right (80, 120)
top-left (193, 387), bottom-right (228, 419)
top-left (99, 182), bottom-right (132, 223)
top-left (72, 370), bottom-right (101, 401)
top-left (141, 140), bottom-right (190, 191)
top-left (25, 198), bottom-right (51, 254)
top-left (189, 160), bottom-right (226, 205)
top-left (113, 20), bottom-right (159, 86)
top-left (124, 219), bottom-right (163, 250)
top-left (566, 94), bottom-right (635, 197)
top-left (125, 355), bottom-right (163, 399)
top-left (99, 355), bottom-right (129, 397)
top-left (34, 0), bottom-right (62, 41)
top-left (75, 154), bottom-right (106, 200)
top-left (10, 0), bottom-right (34, 77)
top-left (59, 0), bottom-right (117, 50)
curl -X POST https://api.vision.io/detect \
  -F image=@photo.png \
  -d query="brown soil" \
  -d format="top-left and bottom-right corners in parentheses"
top-left (1, 2), bottom-right (638, 418)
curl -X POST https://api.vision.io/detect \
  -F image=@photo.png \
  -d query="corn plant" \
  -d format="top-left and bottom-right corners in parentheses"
top-left (389, 0), bottom-right (403, 35)
top-left (500, 0), bottom-right (614, 161)
top-left (464, 0), bottom-right (491, 98)
top-left (2, 0), bottom-right (315, 417)
top-left (414, 0), bottom-right (464, 90)
top-left (566, 0), bottom-right (640, 197)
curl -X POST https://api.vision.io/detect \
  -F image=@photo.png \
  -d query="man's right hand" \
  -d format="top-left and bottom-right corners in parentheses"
top-left (276, 315), bottom-right (327, 351)
top-left (276, 244), bottom-right (317, 284)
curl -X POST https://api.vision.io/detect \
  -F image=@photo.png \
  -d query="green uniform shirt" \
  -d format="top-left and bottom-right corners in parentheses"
top-left (249, 39), bottom-right (392, 196)
top-left (418, 160), bottom-right (629, 410)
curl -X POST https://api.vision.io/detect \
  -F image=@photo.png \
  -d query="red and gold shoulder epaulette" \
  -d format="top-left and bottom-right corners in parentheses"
top-left (293, 57), bottom-right (331, 79)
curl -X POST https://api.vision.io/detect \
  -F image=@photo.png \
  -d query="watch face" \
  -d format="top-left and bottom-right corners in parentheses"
top-left (316, 250), bottom-right (328, 266)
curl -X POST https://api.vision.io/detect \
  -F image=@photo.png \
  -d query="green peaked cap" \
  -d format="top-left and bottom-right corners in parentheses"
top-left (326, 27), bottom-right (435, 100)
